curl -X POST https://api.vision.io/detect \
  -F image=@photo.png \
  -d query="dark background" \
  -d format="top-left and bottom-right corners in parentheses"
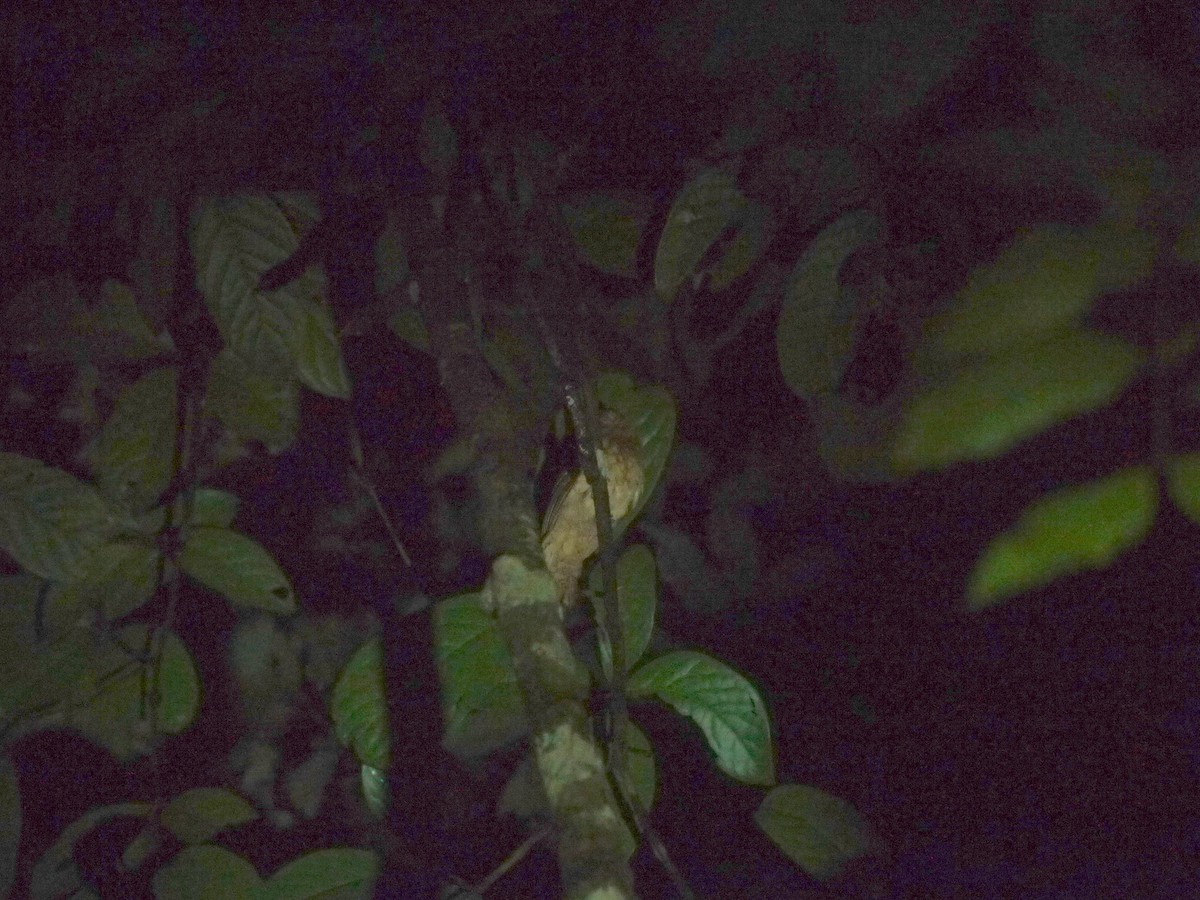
top-left (5, 3), bottom-right (1200, 897)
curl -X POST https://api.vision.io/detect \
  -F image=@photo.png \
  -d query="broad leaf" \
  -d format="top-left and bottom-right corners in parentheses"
top-left (562, 192), bottom-right (647, 278)
top-left (87, 367), bottom-right (177, 511)
top-left (331, 639), bottom-right (390, 771)
top-left (628, 650), bottom-right (774, 786)
top-left (587, 543), bottom-right (657, 675)
top-left (776, 211), bottom-right (881, 404)
top-left (433, 593), bottom-right (528, 760)
top-left (180, 526), bottom-right (295, 613)
top-left (295, 300), bottom-right (352, 399)
top-left (968, 466), bottom-right (1157, 609)
top-left (161, 788), bottom-right (258, 846)
top-left (655, 168), bottom-right (749, 301)
top-left (918, 222), bottom-right (1156, 368)
top-left (68, 624), bottom-right (201, 760)
top-left (1167, 453), bottom-right (1200, 525)
top-left (205, 349), bottom-right (300, 454)
top-left (755, 784), bottom-right (873, 880)
top-left (0, 452), bottom-right (134, 582)
top-left (894, 329), bottom-right (1145, 473)
top-left (152, 844), bottom-right (263, 899)
top-left (264, 847), bottom-right (378, 899)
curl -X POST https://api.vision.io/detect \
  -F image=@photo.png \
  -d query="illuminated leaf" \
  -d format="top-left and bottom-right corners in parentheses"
top-left (755, 784), bottom-right (873, 880)
top-left (180, 526), bottom-right (295, 613)
top-left (655, 168), bottom-right (748, 301)
top-left (628, 650), bottom-right (774, 786)
top-left (87, 367), bottom-right (177, 511)
top-left (895, 330), bottom-right (1144, 473)
top-left (968, 467), bottom-right (1157, 609)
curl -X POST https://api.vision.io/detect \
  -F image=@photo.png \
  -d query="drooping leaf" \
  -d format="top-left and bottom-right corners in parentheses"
top-left (628, 650), bottom-right (774, 786)
top-left (433, 593), bottom-right (528, 760)
top-left (35, 803), bottom-right (153, 899)
top-left (0, 576), bottom-right (92, 728)
top-left (894, 329), bottom-right (1145, 474)
top-left (776, 211), bottom-right (882, 404)
top-left (190, 194), bottom-right (318, 380)
top-left (755, 784), bottom-right (873, 880)
top-left (331, 639), bottom-right (390, 771)
top-left (968, 466), bottom-right (1158, 609)
top-left (86, 367), bottom-right (177, 512)
top-left (655, 168), bottom-right (749, 302)
top-left (68, 624), bottom-right (201, 759)
top-left (707, 202), bottom-right (773, 291)
top-left (295, 300), bottom-right (352, 399)
top-left (0, 452), bottom-right (134, 582)
top-left (187, 487), bottom-right (241, 528)
top-left (179, 526), bottom-right (295, 613)
top-left (43, 538), bottom-right (160, 628)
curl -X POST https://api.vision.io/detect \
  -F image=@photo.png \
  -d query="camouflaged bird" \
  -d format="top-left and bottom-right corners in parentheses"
top-left (541, 410), bottom-right (644, 609)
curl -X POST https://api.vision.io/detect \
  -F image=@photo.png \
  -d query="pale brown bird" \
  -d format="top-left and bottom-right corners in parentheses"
top-left (541, 410), bottom-right (644, 610)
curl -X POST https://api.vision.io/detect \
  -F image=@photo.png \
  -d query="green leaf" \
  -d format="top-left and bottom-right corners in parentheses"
top-left (153, 844), bottom-right (263, 899)
top-left (968, 466), bottom-right (1158, 609)
top-left (708, 202), bottom-right (773, 291)
top-left (331, 639), bottom-right (390, 771)
top-left (286, 743), bottom-right (340, 820)
top-left (205, 349), bottom-right (300, 454)
top-left (655, 168), bottom-right (749, 301)
top-left (919, 223), bottom-right (1155, 368)
top-left (1167, 453), bottom-right (1200, 525)
top-left (562, 192), bottom-right (647, 277)
top-left (894, 329), bottom-right (1145, 474)
top-left (0, 452), bottom-right (134, 582)
top-left (433, 593), bottom-right (528, 760)
top-left (87, 367), bottom-right (177, 511)
top-left (386, 306), bottom-right (430, 354)
top-left (188, 488), bottom-right (241, 528)
top-left (622, 720), bottom-right (657, 817)
top-left (161, 788), bottom-right (258, 845)
top-left (776, 211), bottom-right (882, 404)
top-left (754, 784), bottom-right (873, 880)
top-left (69, 624), bottom-right (201, 759)
top-left (587, 543), bottom-right (657, 674)
top-left (180, 526), bottom-right (295, 613)
top-left (43, 538), bottom-right (160, 627)
top-left (593, 372), bottom-right (676, 527)
top-left (94, 279), bottom-right (172, 359)
top-left (0, 757), bottom-right (18, 899)
top-left (359, 765), bottom-right (388, 819)
top-left (190, 194), bottom-right (314, 379)
top-left (0, 576), bottom-right (92, 727)
top-left (628, 650), bottom-right (774, 786)
top-left (295, 301), bottom-right (352, 399)
top-left (264, 847), bottom-right (378, 900)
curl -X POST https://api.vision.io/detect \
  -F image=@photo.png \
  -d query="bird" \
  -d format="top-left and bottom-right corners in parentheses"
top-left (541, 409), bottom-right (644, 610)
